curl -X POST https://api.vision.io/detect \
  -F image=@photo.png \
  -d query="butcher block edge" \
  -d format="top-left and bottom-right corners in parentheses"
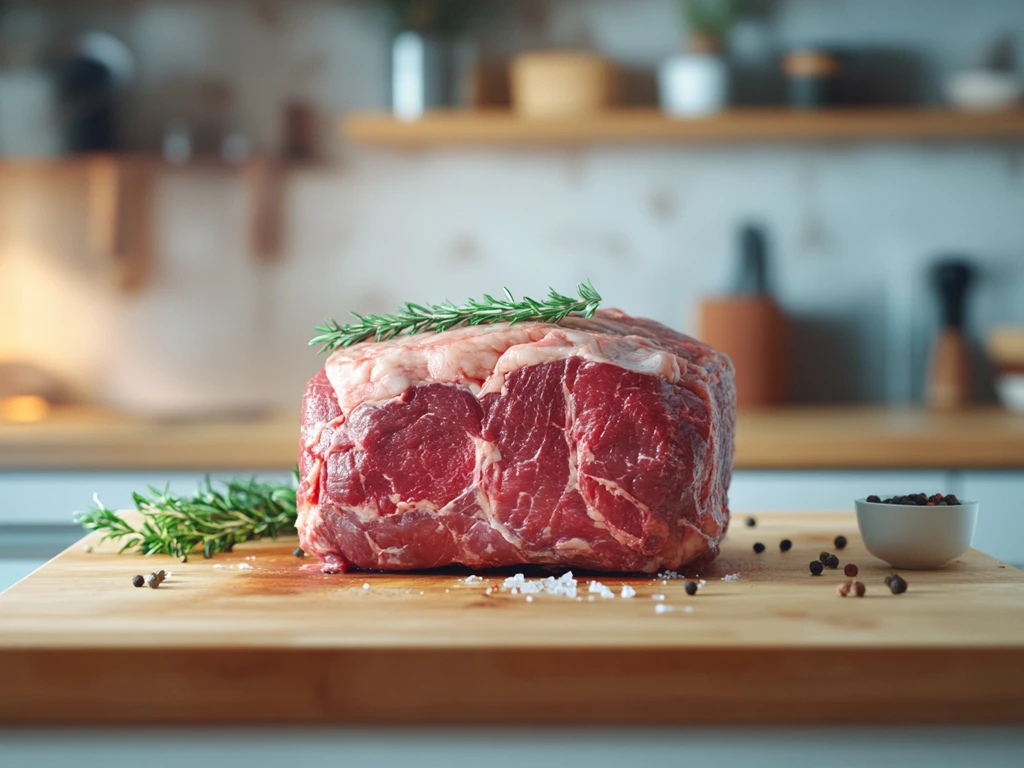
top-left (2, 647), bottom-right (1023, 726)
top-left (1, 514), bottom-right (1023, 726)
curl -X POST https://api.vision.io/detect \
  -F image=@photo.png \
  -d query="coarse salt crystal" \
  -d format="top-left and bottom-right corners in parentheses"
top-left (655, 604), bottom-right (675, 614)
top-left (651, 593), bottom-right (666, 601)
top-left (620, 585), bottom-right (636, 599)
top-left (213, 564), bottom-right (225, 569)
top-left (588, 595), bottom-right (595, 602)
top-left (486, 587), bottom-right (493, 595)
top-left (237, 562), bottom-right (253, 570)
top-left (661, 580), bottom-right (668, 586)
top-left (721, 573), bottom-right (740, 582)
top-left (463, 575), bottom-right (483, 584)
top-left (501, 572), bottom-right (578, 599)
top-left (588, 580), bottom-right (615, 599)
top-left (419, 591), bottom-right (424, 595)
top-left (445, 588), bottom-right (450, 593)
top-left (362, 583), bottom-right (370, 590)
top-left (684, 605), bottom-right (694, 613)
top-left (526, 595), bottom-right (533, 602)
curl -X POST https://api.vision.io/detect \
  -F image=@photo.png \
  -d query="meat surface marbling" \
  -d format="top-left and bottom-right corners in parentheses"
top-left (297, 308), bottom-right (735, 573)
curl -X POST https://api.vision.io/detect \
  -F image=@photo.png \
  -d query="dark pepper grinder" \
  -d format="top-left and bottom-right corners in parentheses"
top-left (927, 259), bottom-right (976, 410)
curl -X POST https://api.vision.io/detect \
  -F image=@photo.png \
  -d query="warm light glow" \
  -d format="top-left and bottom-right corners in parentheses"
top-left (0, 395), bottom-right (51, 423)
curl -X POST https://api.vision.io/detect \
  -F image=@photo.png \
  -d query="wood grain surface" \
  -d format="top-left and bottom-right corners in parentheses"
top-left (342, 108), bottom-right (1024, 147)
top-left (2, 406), bottom-right (1023, 471)
top-left (1, 514), bottom-right (1022, 726)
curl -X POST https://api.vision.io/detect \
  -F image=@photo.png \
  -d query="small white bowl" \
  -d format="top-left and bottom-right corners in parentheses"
top-left (996, 373), bottom-right (1024, 412)
top-left (945, 70), bottom-right (1022, 111)
top-left (855, 497), bottom-right (979, 570)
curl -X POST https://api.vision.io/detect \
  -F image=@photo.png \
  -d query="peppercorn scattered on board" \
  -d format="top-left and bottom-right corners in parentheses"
top-left (0, 514), bottom-right (1022, 726)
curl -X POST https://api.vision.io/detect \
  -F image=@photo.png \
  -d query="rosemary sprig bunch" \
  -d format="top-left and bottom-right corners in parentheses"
top-left (309, 281), bottom-right (602, 354)
top-left (74, 475), bottom-right (298, 562)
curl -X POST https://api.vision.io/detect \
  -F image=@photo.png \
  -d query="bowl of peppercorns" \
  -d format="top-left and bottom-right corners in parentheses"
top-left (855, 493), bottom-right (978, 569)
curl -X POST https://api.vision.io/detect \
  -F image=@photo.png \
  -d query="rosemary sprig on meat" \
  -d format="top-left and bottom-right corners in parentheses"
top-left (309, 281), bottom-right (602, 354)
top-left (75, 475), bottom-right (298, 562)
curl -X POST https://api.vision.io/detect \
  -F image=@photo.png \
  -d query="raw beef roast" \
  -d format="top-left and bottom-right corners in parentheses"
top-left (297, 309), bottom-right (735, 573)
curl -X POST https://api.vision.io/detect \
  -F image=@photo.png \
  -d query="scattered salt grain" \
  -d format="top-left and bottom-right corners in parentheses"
top-left (684, 605), bottom-right (694, 613)
top-left (655, 604), bottom-right (675, 614)
top-left (501, 572), bottom-right (578, 599)
top-left (419, 591), bottom-right (424, 595)
top-left (588, 596), bottom-right (595, 602)
top-left (661, 580), bottom-right (668, 586)
top-left (237, 562), bottom-right (253, 571)
top-left (463, 575), bottom-right (483, 584)
top-left (620, 585), bottom-right (636, 599)
top-left (213, 564), bottom-right (225, 569)
top-left (526, 595), bottom-right (533, 603)
top-left (245, 556), bottom-right (255, 561)
top-left (721, 573), bottom-right (740, 582)
top-left (486, 587), bottom-right (493, 595)
top-left (588, 580), bottom-right (615, 599)
top-left (362, 583), bottom-right (370, 590)
top-left (651, 593), bottom-right (666, 601)
top-left (445, 589), bottom-right (450, 593)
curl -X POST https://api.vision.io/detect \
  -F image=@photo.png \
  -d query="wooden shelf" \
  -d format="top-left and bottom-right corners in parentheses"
top-left (342, 108), bottom-right (1024, 147)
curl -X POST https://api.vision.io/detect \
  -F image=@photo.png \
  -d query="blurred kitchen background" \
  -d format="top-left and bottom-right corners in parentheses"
top-left (2, 0), bottom-right (1024, 584)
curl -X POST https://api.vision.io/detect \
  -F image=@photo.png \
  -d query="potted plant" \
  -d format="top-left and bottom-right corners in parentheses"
top-left (659, 0), bottom-right (745, 117)
top-left (376, 0), bottom-right (483, 120)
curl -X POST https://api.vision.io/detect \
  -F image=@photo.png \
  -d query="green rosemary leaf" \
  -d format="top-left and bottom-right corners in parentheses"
top-left (74, 475), bottom-right (299, 562)
top-left (309, 281), bottom-right (602, 355)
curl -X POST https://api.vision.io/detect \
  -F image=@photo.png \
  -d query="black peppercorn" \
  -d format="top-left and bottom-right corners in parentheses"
top-left (889, 575), bottom-right (908, 595)
top-left (866, 495), bottom-right (880, 503)
top-left (745, 517), bottom-right (757, 527)
top-left (884, 574), bottom-right (895, 586)
top-left (844, 564), bottom-right (858, 577)
top-left (780, 539), bottom-right (792, 552)
top-left (753, 542), bottom-right (765, 554)
top-left (684, 581), bottom-right (698, 596)
top-left (132, 575), bottom-right (144, 588)
top-left (834, 535), bottom-right (847, 550)
top-left (819, 551), bottom-right (831, 564)
top-left (945, 494), bottom-right (960, 506)
top-left (826, 554), bottom-right (840, 569)
top-left (293, 547), bottom-right (305, 558)
top-left (809, 561), bottom-right (824, 576)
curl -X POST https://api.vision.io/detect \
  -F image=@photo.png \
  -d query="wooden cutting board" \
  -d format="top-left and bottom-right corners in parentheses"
top-left (1, 514), bottom-right (1022, 726)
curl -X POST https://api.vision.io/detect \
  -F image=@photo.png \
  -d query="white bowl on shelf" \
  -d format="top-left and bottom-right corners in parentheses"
top-left (996, 373), bottom-right (1024, 412)
top-left (945, 70), bottom-right (1022, 111)
top-left (855, 497), bottom-right (979, 570)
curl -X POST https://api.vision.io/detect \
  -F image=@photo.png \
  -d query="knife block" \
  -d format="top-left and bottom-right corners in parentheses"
top-left (698, 297), bottom-right (788, 409)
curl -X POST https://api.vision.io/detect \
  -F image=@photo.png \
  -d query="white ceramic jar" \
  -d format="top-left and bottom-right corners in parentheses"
top-left (658, 53), bottom-right (728, 117)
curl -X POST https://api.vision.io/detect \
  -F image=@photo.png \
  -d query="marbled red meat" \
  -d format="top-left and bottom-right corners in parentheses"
top-left (297, 308), bottom-right (735, 573)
